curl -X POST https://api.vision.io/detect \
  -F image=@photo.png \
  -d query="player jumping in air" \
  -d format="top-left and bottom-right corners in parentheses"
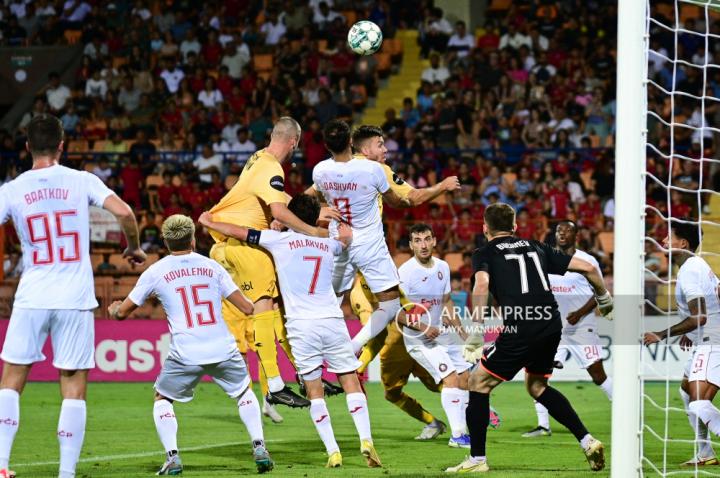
top-left (109, 215), bottom-right (273, 475)
top-left (398, 223), bottom-right (473, 448)
top-left (523, 220), bottom-right (613, 438)
top-left (447, 203), bottom-right (613, 473)
top-left (0, 114), bottom-right (145, 478)
top-left (207, 117), bottom-right (341, 410)
top-left (200, 194), bottom-right (382, 469)
top-left (644, 221), bottom-right (720, 466)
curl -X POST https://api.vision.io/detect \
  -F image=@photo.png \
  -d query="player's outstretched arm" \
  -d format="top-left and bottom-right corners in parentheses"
top-left (108, 298), bottom-right (138, 320)
top-left (644, 297), bottom-right (707, 345)
top-left (103, 194), bottom-right (146, 265)
top-left (462, 271), bottom-right (490, 364)
top-left (567, 256), bottom-right (613, 319)
top-left (226, 290), bottom-right (254, 315)
top-left (381, 189), bottom-right (413, 208)
top-left (405, 176), bottom-right (461, 206)
top-left (199, 212), bottom-right (250, 241)
top-left (269, 201), bottom-right (330, 237)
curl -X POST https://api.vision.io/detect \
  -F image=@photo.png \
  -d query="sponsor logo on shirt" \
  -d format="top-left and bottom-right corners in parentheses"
top-left (392, 173), bottom-right (405, 185)
top-left (240, 281), bottom-right (253, 291)
top-left (551, 285), bottom-right (576, 293)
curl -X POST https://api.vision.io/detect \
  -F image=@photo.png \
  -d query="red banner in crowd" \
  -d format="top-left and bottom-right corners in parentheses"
top-left (0, 318), bottom-right (362, 382)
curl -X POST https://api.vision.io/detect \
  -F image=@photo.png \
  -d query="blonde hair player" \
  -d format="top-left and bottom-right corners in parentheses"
top-left (109, 215), bottom-right (273, 475)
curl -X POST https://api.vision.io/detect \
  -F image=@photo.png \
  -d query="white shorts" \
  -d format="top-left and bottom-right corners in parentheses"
top-left (554, 327), bottom-right (603, 370)
top-left (688, 345), bottom-right (720, 387)
top-left (285, 318), bottom-right (361, 376)
top-left (406, 341), bottom-right (472, 384)
top-left (155, 351), bottom-right (250, 403)
top-left (333, 239), bottom-right (399, 294)
top-left (1, 308), bottom-right (95, 370)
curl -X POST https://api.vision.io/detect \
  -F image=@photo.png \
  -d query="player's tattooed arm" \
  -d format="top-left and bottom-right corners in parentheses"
top-left (381, 188), bottom-right (412, 208)
top-left (103, 194), bottom-right (146, 265)
top-left (108, 298), bottom-right (138, 320)
top-left (405, 176), bottom-right (461, 206)
top-left (644, 297), bottom-right (707, 345)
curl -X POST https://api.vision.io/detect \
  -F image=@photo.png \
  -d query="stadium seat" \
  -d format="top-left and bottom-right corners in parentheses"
top-left (145, 175), bottom-right (164, 188)
top-left (253, 54), bottom-right (274, 73)
top-left (64, 30), bottom-right (82, 45)
top-left (376, 53), bottom-right (392, 77)
top-left (67, 140), bottom-right (89, 153)
top-left (92, 140), bottom-right (108, 152)
top-left (90, 253), bottom-right (104, 271)
top-left (680, 4), bottom-right (701, 22)
top-left (488, 0), bottom-right (512, 12)
top-left (108, 253), bottom-right (130, 272)
top-left (597, 231), bottom-right (614, 254)
top-left (129, 253), bottom-right (159, 273)
top-left (112, 57), bottom-right (129, 69)
top-left (444, 253), bottom-right (463, 272)
top-left (393, 252), bottom-right (411, 267)
top-left (502, 172), bottom-right (517, 187)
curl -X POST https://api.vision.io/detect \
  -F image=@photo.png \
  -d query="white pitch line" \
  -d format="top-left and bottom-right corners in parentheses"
top-left (14, 439), bottom-right (285, 468)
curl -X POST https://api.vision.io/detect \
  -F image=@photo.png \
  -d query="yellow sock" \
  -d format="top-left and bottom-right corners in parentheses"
top-left (272, 309), bottom-right (296, 366)
top-left (259, 364), bottom-right (269, 397)
top-left (253, 310), bottom-right (281, 379)
top-left (391, 392), bottom-right (435, 424)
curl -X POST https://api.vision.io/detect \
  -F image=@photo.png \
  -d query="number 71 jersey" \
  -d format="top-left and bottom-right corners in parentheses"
top-left (0, 165), bottom-right (114, 310)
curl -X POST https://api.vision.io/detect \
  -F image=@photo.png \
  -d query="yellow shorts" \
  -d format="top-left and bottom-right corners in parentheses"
top-left (210, 243), bottom-right (255, 353)
top-left (223, 239), bottom-right (278, 302)
top-left (380, 325), bottom-right (441, 393)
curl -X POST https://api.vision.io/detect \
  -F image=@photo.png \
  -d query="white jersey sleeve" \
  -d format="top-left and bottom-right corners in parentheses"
top-left (370, 161), bottom-right (390, 194)
top-left (549, 249), bottom-right (600, 330)
top-left (83, 171), bottom-right (115, 206)
top-left (217, 265), bottom-right (239, 298)
top-left (128, 268), bottom-right (158, 306)
top-left (676, 256), bottom-right (720, 344)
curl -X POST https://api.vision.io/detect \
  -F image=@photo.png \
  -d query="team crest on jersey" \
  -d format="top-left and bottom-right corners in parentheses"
top-left (438, 363), bottom-right (448, 372)
top-left (438, 271), bottom-right (443, 281)
top-left (392, 173), bottom-right (405, 185)
top-left (270, 175), bottom-right (285, 191)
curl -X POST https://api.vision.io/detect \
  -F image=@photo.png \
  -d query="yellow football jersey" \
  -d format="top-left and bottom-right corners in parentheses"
top-left (209, 149), bottom-right (288, 241)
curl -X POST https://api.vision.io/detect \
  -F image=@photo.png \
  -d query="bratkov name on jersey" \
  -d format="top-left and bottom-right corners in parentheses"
top-left (321, 181), bottom-right (357, 191)
top-left (288, 238), bottom-right (329, 252)
top-left (163, 267), bottom-right (215, 283)
top-left (495, 239), bottom-right (530, 250)
top-left (24, 187), bottom-right (70, 205)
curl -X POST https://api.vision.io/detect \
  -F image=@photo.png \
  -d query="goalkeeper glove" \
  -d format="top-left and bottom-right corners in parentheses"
top-left (462, 332), bottom-right (485, 364)
top-left (595, 292), bottom-right (614, 321)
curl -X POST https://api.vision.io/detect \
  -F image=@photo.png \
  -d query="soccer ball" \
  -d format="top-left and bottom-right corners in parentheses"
top-left (347, 20), bottom-right (383, 55)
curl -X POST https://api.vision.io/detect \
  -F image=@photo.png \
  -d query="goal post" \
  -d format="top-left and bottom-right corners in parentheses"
top-left (612, 0), bottom-right (647, 476)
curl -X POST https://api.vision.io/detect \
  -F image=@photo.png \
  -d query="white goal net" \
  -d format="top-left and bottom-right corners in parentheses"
top-left (637, 0), bottom-right (720, 476)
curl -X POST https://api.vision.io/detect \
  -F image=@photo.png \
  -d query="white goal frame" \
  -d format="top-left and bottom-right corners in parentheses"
top-left (612, 0), bottom-right (647, 476)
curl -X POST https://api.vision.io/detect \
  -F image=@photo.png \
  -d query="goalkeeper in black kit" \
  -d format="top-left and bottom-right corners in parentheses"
top-left (445, 203), bottom-right (614, 473)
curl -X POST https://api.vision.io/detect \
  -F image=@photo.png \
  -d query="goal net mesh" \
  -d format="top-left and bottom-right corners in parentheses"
top-left (644, 0), bottom-right (720, 475)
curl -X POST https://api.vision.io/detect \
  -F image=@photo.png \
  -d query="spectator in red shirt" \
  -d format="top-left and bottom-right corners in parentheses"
top-left (202, 31), bottom-right (223, 66)
top-left (207, 172), bottom-right (227, 204)
top-left (577, 192), bottom-right (602, 228)
top-left (546, 177), bottom-right (570, 218)
top-left (119, 156), bottom-right (143, 208)
top-left (160, 102), bottom-right (184, 134)
top-left (285, 169), bottom-right (305, 197)
top-left (158, 171), bottom-right (177, 208)
top-left (515, 209), bottom-right (537, 239)
top-left (216, 66), bottom-right (234, 97)
top-left (189, 68), bottom-right (206, 94)
top-left (476, 20), bottom-right (500, 50)
top-left (459, 252), bottom-right (474, 281)
top-left (669, 191), bottom-right (692, 218)
top-left (226, 84), bottom-right (247, 114)
top-left (302, 118), bottom-right (327, 172)
top-left (163, 192), bottom-right (184, 217)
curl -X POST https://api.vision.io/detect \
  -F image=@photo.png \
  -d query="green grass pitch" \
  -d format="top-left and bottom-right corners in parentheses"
top-left (7, 381), bottom-right (694, 477)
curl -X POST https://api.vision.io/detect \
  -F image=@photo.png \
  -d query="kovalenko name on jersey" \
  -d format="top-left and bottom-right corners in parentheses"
top-left (495, 240), bottom-right (530, 250)
top-left (321, 181), bottom-right (358, 191)
top-left (288, 238), bottom-right (329, 252)
top-left (24, 188), bottom-right (70, 205)
top-left (163, 267), bottom-right (215, 283)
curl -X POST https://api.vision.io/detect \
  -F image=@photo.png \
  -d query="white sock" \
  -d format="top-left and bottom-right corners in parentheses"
top-left (351, 298), bottom-right (401, 354)
top-left (462, 389), bottom-right (469, 408)
top-left (347, 392), bottom-right (372, 441)
top-left (690, 400), bottom-right (720, 437)
top-left (153, 400), bottom-right (178, 453)
top-left (57, 399), bottom-right (86, 476)
top-left (599, 377), bottom-right (613, 401)
top-left (580, 433), bottom-right (594, 450)
top-left (534, 400), bottom-right (550, 430)
top-left (267, 375), bottom-right (285, 394)
top-left (0, 389), bottom-right (19, 469)
top-left (310, 398), bottom-right (339, 454)
top-left (237, 388), bottom-right (264, 443)
top-left (441, 388), bottom-right (467, 437)
top-left (681, 389), bottom-right (713, 456)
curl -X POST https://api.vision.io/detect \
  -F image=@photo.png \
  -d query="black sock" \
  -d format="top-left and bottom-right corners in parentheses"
top-left (466, 391), bottom-right (490, 458)
top-left (535, 386), bottom-right (589, 442)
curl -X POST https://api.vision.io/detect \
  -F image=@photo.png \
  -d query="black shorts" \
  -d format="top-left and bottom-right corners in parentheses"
top-left (480, 331), bottom-right (562, 381)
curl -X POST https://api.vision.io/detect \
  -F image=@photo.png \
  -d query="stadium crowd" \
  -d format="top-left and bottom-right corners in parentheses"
top-left (0, 0), bottom-right (632, 283)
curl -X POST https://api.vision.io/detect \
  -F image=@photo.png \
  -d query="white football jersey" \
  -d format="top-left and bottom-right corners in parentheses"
top-left (0, 165), bottom-right (113, 309)
top-left (252, 229), bottom-right (345, 321)
top-left (398, 256), bottom-right (451, 344)
top-left (549, 249), bottom-right (601, 331)
top-left (128, 252), bottom-right (240, 365)
top-left (676, 255), bottom-right (720, 344)
top-left (312, 155), bottom-right (389, 245)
